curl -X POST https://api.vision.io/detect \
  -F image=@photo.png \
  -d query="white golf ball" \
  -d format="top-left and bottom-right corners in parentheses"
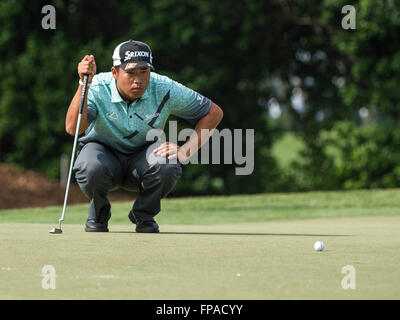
top-left (314, 241), bottom-right (325, 251)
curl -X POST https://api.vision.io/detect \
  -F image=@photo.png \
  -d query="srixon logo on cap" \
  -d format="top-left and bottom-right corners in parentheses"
top-left (124, 51), bottom-right (150, 61)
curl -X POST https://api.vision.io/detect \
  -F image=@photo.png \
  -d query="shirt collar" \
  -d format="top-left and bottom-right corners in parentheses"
top-left (140, 86), bottom-right (149, 100)
top-left (110, 78), bottom-right (149, 103)
top-left (110, 78), bottom-right (124, 103)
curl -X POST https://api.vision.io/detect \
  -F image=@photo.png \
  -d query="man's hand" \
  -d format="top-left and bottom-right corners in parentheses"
top-left (78, 55), bottom-right (96, 83)
top-left (153, 142), bottom-right (188, 163)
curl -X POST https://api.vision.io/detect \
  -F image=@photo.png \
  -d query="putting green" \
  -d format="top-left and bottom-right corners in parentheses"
top-left (0, 216), bottom-right (399, 299)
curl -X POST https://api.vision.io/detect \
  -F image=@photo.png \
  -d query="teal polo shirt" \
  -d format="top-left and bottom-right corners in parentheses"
top-left (79, 72), bottom-right (212, 154)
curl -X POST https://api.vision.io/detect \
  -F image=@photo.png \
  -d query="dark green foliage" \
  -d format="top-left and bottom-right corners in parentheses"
top-left (0, 0), bottom-right (398, 194)
top-left (321, 121), bottom-right (400, 189)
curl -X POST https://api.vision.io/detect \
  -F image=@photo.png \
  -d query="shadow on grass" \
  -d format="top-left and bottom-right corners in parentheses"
top-left (109, 231), bottom-right (349, 237)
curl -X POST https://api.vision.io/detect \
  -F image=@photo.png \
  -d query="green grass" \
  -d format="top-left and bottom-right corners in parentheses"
top-left (1, 188), bottom-right (399, 225)
top-left (1, 189), bottom-right (400, 299)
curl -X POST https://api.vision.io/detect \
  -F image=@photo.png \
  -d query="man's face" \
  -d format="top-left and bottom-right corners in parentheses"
top-left (112, 67), bottom-right (150, 101)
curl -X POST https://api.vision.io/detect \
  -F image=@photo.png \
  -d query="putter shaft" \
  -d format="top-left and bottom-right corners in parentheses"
top-left (50, 75), bottom-right (89, 234)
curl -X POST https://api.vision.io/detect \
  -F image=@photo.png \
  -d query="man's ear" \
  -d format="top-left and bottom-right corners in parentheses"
top-left (111, 66), bottom-right (119, 80)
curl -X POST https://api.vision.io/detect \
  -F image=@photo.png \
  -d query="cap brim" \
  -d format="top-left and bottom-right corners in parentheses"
top-left (121, 61), bottom-right (154, 71)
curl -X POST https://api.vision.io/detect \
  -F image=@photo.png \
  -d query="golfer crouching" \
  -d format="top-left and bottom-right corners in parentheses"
top-left (65, 40), bottom-right (223, 233)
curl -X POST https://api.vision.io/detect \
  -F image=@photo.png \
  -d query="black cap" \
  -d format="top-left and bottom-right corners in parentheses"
top-left (112, 40), bottom-right (154, 71)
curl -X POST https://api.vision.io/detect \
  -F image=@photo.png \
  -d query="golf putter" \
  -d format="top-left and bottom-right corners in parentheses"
top-left (50, 74), bottom-right (89, 234)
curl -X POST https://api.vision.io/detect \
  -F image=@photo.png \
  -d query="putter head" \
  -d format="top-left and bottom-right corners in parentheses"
top-left (49, 228), bottom-right (62, 234)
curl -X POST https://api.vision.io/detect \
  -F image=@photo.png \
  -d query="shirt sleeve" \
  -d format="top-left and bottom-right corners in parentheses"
top-left (169, 80), bottom-right (212, 125)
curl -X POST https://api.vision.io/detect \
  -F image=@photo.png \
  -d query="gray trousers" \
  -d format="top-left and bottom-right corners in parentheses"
top-left (73, 141), bottom-right (182, 224)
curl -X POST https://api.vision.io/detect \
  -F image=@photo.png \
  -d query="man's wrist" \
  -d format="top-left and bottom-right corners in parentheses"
top-left (79, 78), bottom-right (92, 86)
top-left (177, 146), bottom-right (191, 163)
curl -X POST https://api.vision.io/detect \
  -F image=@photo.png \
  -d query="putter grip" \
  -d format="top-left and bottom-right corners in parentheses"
top-left (78, 74), bottom-right (89, 114)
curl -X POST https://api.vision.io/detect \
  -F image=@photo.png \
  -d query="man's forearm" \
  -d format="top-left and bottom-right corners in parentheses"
top-left (65, 84), bottom-right (89, 136)
top-left (180, 102), bottom-right (223, 160)
top-left (66, 55), bottom-right (96, 136)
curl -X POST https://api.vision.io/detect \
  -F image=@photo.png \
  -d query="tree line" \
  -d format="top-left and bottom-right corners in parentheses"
top-left (1, 0), bottom-right (399, 195)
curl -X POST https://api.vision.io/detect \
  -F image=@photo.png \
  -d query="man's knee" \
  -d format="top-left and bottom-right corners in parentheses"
top-left (158, 163), bottom-right (182, 196)
top-left (74, 159), bottom-right (112, 186)
top-left (141, 163), bottom-right (182, 189)
top-left (159, 163), bottom-right (182, 182)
